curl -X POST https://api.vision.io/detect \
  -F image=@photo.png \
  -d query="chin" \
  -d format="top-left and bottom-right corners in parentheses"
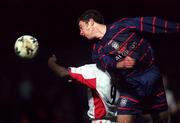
top-left (87, 37), bottom-right (94, 40)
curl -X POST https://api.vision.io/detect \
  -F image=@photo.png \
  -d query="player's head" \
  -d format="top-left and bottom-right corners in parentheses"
top-left (77, 9), bottom-right (104, 40)
top-left (78, 9), bottom-right (104, 24)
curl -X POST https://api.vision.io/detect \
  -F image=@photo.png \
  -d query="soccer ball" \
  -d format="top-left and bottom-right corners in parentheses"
top-left (14, 35), bottom-right (39, 59)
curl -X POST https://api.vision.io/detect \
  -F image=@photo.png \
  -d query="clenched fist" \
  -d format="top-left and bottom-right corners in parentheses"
top-left (48, 54), bottom-right (57, 68)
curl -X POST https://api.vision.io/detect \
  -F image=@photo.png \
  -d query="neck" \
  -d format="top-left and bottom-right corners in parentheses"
top-left (95, 23), bottom-right (107, 40)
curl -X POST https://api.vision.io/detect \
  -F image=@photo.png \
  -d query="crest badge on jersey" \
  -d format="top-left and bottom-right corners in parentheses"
top-left (111, 41), bottom-right (119, 50)
top-left (120, 98), bottom-right (128, 107)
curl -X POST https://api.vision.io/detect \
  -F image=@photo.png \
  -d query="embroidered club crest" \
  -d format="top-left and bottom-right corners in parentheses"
top-left (111, 41), bottom-right (119, 50)
top-left (120, 98), bottom-right (128, 107)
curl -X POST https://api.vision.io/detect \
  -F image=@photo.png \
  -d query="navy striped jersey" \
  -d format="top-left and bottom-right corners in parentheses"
top-left (92, 17), bottom-right (180, 76)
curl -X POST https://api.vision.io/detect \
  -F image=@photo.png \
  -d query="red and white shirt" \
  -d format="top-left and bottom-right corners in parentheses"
top-left (68, 64), bottom-right (119, 120)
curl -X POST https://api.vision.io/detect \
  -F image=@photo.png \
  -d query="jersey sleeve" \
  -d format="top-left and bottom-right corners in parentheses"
top-left (68, 65), bottom-right (97, 89)
top-left (124, 17), bottom-right (180, 33)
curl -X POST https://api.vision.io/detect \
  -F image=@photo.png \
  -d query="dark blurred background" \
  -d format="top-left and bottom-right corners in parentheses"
top-left (0, 0), bottom-right (180, 123)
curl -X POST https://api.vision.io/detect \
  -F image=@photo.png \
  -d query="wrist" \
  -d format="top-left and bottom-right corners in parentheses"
top-left (49, 62), bottom-right (57, 68)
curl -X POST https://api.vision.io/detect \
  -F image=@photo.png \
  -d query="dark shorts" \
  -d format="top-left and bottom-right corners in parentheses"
top-left (117, 65), bottom-right (168, 115)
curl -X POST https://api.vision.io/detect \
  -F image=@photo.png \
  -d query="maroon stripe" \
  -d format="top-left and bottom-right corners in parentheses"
top-left (140, 17), bottom-right (143, 31)
top-left (107, 27), bottom-right (128, 46)
top-left (118, 17), bottom-right (128, 22)
top-left (152, 16), bottom-right (156, 33)
top-left (118, 32), bottom-right (136, 51)
top-left (120, 96), bottom-right (140, 103)
top-left (138, 47), bottom-right (150, 62)
top-left (118, 107), bottom-right (135, 110)
top-left (99, 54), bottom-right (109, 69)
top-left (177, 24), bottom-right (179, 32)
top-left (128, 38), bottom-right (144, 56)
top-left (99, 54), bottom-right (106, 60)
top-left (93, 44), bottom-right (96, 50)
top-left (165, 20), bottom-right (168, 32)
top-left (97, 45), bottom-right (103, 53)
top-left (152, 103), bottom-right (167, 109)
top-left (156, 92), bottom-right (165, 97)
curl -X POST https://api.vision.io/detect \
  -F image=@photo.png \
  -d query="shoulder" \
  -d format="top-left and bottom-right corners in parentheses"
top-left (108, 17), bottom-right (135, 29)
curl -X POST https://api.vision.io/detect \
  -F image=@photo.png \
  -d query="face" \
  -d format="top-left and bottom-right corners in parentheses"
top-left (79, 20), bottom-right (94, 40)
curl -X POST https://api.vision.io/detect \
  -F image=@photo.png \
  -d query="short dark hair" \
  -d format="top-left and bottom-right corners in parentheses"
top-left (77, 9), bottom-right (104, 24)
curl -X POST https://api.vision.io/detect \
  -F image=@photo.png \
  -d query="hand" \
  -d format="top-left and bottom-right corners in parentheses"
top-left (116, 56), bottom-right (135, 69)
top-left (48, 54), bottom-right (57, 68)
top-left (48, 54), bottom-right (69, 78)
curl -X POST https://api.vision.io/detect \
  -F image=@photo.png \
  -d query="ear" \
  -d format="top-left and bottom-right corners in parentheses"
top-left (89, 18), bottom-right (95, 26)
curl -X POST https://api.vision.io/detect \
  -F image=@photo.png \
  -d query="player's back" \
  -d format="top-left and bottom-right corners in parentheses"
top-left (69, 64), bottom-right (119, 120)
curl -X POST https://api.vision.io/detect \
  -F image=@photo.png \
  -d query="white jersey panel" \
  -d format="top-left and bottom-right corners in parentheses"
top-left (69, 64), bottom-right (119, 119)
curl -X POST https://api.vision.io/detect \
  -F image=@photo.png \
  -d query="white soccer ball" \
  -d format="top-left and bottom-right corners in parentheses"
top-left (14, 35), bottom-right (39, 59)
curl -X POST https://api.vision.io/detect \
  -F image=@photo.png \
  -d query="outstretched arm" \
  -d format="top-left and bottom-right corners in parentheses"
top-left (48, 56), bottom-right (97, 89)
top-left (124, 17), bottom-right (180, 33)
top-left (48, 55), bottom-right (69, 78)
